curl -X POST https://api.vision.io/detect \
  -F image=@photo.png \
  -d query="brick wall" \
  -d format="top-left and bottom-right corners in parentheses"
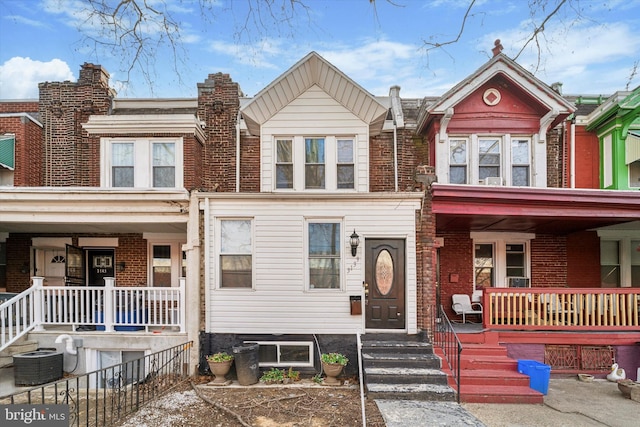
top-left (0, 115), bottom-right (43, 186)
top-left (566, 231), bottom-right (601, 287)
top-left (0, 101), bottom-right (39, 114)
top-left (38, 63), bottom-right (112, 186)
top-left (239, 134), bottom-right (260, 192)
top-left (197, 73), bottom-right (241, 192)
top-left (546, 126), bottom-right (564, 188)
top-left (531, 234), bottom-right (567, 287)
top-left (438, 232), bottom-right (474, 318)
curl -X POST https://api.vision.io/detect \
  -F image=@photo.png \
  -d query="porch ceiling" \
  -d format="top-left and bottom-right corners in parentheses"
top-left (0, 222), bottom-right (186, 234)
top-left (432, 184), bottom-right (640, 234)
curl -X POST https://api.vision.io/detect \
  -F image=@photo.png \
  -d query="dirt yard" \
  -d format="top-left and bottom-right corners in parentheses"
top-left (114, 376), bottom-right (387, 427)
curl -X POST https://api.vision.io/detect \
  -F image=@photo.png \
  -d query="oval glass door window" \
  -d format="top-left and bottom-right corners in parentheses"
top-left (375, 249), bottom-right (394, 295)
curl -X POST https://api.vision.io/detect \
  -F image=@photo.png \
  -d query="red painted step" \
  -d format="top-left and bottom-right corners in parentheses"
top-left (458, 385), bottom-right (544, 404)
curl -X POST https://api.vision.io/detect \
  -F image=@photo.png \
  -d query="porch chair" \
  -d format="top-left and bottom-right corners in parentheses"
top-left (452, 294), bottom-right (483, 323)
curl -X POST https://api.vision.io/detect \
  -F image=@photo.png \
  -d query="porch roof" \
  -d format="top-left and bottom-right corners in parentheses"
top-left (0, 187), bottom-right (189, 234)
top-left (431, 184), bottom-right (640, 234)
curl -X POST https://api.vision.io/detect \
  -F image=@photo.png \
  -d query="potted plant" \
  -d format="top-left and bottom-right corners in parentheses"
top-left (206, 352), bottom-right (234, 385)
top-left (321, 352), bottom-right (348, 385)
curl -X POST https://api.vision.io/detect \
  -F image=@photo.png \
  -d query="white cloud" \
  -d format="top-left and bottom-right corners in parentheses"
top-left (0, 57), bottom-right (75, 99)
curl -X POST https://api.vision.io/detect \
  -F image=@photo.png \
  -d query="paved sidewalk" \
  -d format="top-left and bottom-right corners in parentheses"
top-left (376, 378), bottom-right (639, 427)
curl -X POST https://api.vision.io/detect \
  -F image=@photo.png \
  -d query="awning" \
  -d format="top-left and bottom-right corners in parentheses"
top-left (626, 131), bottom-right (640, 164)
top-left (0, 135), bottom-right (15, 170)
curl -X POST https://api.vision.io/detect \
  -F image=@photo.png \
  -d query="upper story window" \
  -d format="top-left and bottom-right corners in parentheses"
top-left (274, 136), bottom-right (355, 191)
top-left (101, 138), bottom-right (183, 188)
top-left (447, 135), bottom-right (532, 186)
top-left (305, 138), bottom-right (325, 189)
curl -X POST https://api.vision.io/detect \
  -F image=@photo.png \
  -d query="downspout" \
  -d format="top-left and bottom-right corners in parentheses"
top-left (236, 111), bottom-right (241, 192)
top-left (570, 117), bottom-right (576, 188)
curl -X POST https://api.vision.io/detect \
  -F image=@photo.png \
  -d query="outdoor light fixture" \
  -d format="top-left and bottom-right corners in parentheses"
top-left (117, 262), bottom-right (126, 272)
top-left (350, 230), bottom-right (360, 257)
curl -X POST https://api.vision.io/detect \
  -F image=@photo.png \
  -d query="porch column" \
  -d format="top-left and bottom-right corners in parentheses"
top-left (32, 277), bottom-right (44, 332)
top-left (103, 277), bottom-right (115, 332)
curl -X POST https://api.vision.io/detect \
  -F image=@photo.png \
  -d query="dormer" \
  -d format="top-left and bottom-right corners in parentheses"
top-left (417, 42), bottom-right (574, 188)
top-left (240, 52), bottom-right (388, 193)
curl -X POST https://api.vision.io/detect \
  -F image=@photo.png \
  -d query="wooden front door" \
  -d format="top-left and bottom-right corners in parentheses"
top-left (365, 239), bottom-right (405, 329)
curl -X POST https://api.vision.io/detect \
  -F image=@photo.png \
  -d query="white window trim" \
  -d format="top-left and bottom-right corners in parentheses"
top-left (100, 137), bottom-right (184, 188)
top-left (245, 341), bottom-right (314, 367)
top-left (146, 238), bottom-right (186, 287)
top-left (305, 218), bottom-right (344, 292)
top-left (273, 136), bottom-right (357, 192)
top-left (445, 134), bottom-right (536, 186)
top-left (215, 218), bottom-right (255, 290)
top-left (471, 232), bottom-right (533, 289)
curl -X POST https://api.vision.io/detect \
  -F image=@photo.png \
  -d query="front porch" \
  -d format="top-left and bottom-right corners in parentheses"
top-left (445, 288), bottom-right (640, 379)
top-left (1, 277), bottom-right (186, 353)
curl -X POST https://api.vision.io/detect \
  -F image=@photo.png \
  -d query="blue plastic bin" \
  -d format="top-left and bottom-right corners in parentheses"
top-left (517, 359), bottom-right (551, 395)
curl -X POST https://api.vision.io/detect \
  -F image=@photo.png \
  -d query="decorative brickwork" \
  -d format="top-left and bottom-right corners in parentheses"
top-left (38, 63), bottom-right (112, 186)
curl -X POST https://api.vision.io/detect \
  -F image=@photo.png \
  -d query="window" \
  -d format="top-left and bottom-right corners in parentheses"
top-left (146, 238), bottom-right (185, 287)
top-left (474, 244), bottom-right (494, 289)
top-left (250, 341), bottom-right (313, 367)
top-left (276, 139), bottom-right (293, 189)
top-left (629, 160), bottom-right (640, 188)
top-left (220, 219), bottom-right (252, 288)
top-left (449, 139), bottom-right (468, 184)
top-left (102, 138), bottom-right (183, 188)
top-left (478, 138), bottom-right (501, 181)
top-left (308, 222), bottom-right (341, 289)
top-left (511, 138), bottom-right (530, 186)
top-left (112, 143), bottom-right (134, 187)
top-left (472, 233), bottom-right (532, 290)
top-left (600, 240), bottom-right (620, 287)
top-left (632, 240), bottom-right (640, 288)
top-left (305, 138), bottom-right (325, 189)
top-left (152, 245), bottom-right (172, 287)
top-left (273, 136), bottom-right (356, 191)
top-left (152, 142), bottom-right (176, 187)
top-left (337, 139), bottom-right (354, 189)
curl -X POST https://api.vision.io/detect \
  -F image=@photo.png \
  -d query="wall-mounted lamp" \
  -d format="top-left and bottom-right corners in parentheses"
top-left (117, 262), bottom-right (126, 272)
top-left (350, 230), bottom-right (360, 257)
top-left (20, 263), bottom-right (29, 274)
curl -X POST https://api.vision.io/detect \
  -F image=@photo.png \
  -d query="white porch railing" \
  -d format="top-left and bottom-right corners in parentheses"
top-left (1, 277), bottom-right (185, 352)
top-left (0, 287), bottom-right (36, 351)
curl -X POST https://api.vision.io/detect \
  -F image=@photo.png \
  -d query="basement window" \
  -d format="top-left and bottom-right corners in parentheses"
top-left (247, 341), bottom-right (313, 367)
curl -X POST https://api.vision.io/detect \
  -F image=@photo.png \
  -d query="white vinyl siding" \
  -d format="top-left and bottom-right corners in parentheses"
top-left (204, 195), bottom-right (421, 334)
top-left (261, 86), bottom-right (369, 192)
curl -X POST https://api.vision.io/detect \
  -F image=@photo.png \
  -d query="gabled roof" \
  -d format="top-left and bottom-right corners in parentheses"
top-left (585, 85), bottom-right (640, 131)
top-left (240, 52), bottom-right (389, 136)
top-left (416, 53), bottom-right (575, 132)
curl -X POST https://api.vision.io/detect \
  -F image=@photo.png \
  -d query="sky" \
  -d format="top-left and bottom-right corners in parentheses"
top-left (1, 0), bottom-right (639, 100)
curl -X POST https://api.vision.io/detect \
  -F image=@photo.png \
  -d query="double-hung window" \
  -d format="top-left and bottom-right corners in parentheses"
top-left (305, 138), bottom-right (325, 189)
top-left (478, 138), bottom-right (501, 181)
top-left (337, 139), bottom-right (354, 188)
top-left (472, 233), bottom-right (532, 290)
top-left (102, 138), bottom-right (182, 188)
top-left (274, 136), bottom-right (355, 191)
top-left (449, 139), bottom-right (468, 184)
top-left (220, 219), bottom-right (253, 288)
top-left (276, 139), bottom-right (294, 189)
top-left (308, 222), bottom-right (341, 290)
top-left (511, 138), bottom-right (531, 186)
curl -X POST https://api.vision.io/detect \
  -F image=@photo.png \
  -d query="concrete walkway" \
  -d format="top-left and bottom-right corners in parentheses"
top-left (375, 378), bottom-right (639, 427)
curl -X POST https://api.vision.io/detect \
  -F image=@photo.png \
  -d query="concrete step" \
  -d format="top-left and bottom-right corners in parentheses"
top-left (362, 352), bottom-right (442, 370)
top-left (361, 340), bottom-right (433, 355)
top-left (366, 382), bottom-right (456, 402)
top-left (364, 367), bottom-right (449, 385)
top-left (3, 340), bottom-right (39, 356)
top-left (0, 356), bottom-right (13, 368)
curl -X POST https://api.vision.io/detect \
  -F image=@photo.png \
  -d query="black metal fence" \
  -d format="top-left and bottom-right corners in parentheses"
top-left (428, 305), bottom-right (462, 403)
top-left (1, 341), bottom-right (193, 426)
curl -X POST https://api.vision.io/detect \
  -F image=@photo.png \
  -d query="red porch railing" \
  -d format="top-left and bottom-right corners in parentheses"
top-left (483, 288), bottom-right (640, 330)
